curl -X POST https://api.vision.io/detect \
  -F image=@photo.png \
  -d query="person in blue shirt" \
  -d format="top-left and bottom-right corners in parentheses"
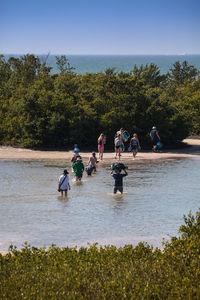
top-left (111, 168), bottom-right (128, 194)
top-left (150, 126), bottom-right (160, 152)
top-left (129, 133), bottom-right (141, 158)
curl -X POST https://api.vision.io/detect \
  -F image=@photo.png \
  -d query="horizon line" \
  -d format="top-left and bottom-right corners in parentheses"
top-left (2, 53), bottom-right (200, 56)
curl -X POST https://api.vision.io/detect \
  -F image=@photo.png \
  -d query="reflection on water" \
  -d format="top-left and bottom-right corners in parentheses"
top-left (0, 158), bottom-right (200, 250)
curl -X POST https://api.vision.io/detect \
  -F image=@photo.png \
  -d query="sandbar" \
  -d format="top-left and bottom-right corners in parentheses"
top-left (0, 139), bottom-right (199, 162)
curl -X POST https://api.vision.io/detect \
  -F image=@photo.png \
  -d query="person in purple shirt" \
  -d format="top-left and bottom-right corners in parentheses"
top-left (111, 168), bottom-right (128, 194)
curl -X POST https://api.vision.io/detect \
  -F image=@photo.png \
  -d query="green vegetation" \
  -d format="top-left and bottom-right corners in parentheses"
top-left (0, 54), bottom-right (199, 148)
top-left (0, 210), bottom-right (200, 299)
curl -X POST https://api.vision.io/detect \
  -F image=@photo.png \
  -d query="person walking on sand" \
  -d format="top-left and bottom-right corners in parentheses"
top-left (72, 157), bottom-right (84, 181)
top-left (130, 133), bottom-right (141, 158)
top-left (150, 126), bottom-right (161, 152)
top-left (58, 169), bottom-right (70, 197)
top-left (111, 168), bottom-right (128, 194)
top-left (116, 128), bottom-right (125, 141)
top-left (114, 134), bottom-right (122, 160)
top-left (116, 128), bottom-right (126, 152)
top-left (98, 133), bottom-right (106, 160)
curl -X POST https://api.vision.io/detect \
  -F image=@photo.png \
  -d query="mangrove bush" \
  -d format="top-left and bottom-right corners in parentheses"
top-left (0, 54), bottom-right (199, 148)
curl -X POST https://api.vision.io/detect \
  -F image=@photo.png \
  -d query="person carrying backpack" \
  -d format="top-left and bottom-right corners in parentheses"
top-left (111, 167), bottom-right (128, 194)
top-left (58, 169), bottom-right (70, 197)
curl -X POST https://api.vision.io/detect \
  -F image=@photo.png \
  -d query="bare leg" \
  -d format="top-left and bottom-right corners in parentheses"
top-left (153, 145), bottom-right (157, 152)
top-left (118, 148), bottom-right (121, 160)
top-left (115, 147), bottom-right (117, 159)
top-left (100, 148), bottom-right (104, 160)
top-left (133, 149), bottom-right (137, 158)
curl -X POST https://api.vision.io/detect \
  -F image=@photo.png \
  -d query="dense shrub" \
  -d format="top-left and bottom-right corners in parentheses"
top-left (0, 54), bottom-right (199, 148)
top-left (0, 210), bottom-right (200, 299)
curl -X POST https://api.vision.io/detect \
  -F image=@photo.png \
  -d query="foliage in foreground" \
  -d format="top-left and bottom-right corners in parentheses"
top-left (0, 54), bottom-right (200, 148)
top-left (0, 210), bottom-right (200, 299)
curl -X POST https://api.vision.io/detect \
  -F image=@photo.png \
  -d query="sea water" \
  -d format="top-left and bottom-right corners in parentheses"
top-left (0, 157), bottom-right (200, 251)
top-left (3, 54), bottom-right (200, 75)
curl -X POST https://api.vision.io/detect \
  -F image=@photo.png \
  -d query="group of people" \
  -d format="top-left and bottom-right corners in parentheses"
top-left (58, 126), bottom-right (161, 196)
top-left (58, 162), bottom-right (128, 197)
top-left (58, 150), bottom-right (98, 196)
top-left (98, 126), bottom-right (161, 161)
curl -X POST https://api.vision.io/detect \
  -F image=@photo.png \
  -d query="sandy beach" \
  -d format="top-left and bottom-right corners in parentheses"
top-left (0, 138), bottom-right (200, 162)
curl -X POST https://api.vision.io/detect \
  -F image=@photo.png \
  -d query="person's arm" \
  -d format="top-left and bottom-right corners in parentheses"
top-left (123, 169), bottom-right (128, 176)
top-left (121, 132), bottom-right (125, 141)
top-left (156, 131), bottom-right (160, 140)
top-left (137, 138), bottom-right (141, 149)
top-left (68, 178), bottom-right (71, 190)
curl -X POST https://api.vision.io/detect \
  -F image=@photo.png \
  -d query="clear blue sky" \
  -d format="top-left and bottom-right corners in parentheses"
top-left (1, 0), bottom-right (200, 55)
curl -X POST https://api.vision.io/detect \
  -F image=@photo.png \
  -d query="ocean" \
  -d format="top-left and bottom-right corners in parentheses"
top-left (3, 54), bottom-right (200, 75)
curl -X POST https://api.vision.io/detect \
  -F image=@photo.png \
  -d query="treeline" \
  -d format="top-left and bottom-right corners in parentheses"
top-left (0, 210), bottom-right (200, 298)
top-left (0, 54), bottom-right (200, 148)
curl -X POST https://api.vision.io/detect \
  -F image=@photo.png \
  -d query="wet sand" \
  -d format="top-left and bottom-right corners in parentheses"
top-left (0, 139), bottom-right (199, 162)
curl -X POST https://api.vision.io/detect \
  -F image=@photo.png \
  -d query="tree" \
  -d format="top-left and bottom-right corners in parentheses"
top-left (55, 55), bottom-right (75, 74)
top-left (167, 61), bottom-right (199, 85)
top-left (132, 63), bottom-right (166, 87)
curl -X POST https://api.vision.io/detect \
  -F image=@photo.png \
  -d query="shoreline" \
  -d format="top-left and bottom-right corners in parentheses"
top-left (0, 139), bottom-right (200, 162)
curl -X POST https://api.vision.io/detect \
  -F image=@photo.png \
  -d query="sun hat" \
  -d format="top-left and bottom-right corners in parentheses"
top-left (63, 169), bottom-right (69, 175)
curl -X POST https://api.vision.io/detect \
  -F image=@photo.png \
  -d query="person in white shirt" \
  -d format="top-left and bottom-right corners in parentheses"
top-left (116, 128), bottom-right (126, 153)
top-left (58, 169), bottom-right (70, 197)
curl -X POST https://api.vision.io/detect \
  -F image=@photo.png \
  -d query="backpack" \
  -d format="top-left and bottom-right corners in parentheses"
top-left (111, 163), bottom-right (127, 171)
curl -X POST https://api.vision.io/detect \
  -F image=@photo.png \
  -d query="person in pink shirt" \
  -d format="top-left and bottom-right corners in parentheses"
top-left (98, 133), bottom-right (106, 160)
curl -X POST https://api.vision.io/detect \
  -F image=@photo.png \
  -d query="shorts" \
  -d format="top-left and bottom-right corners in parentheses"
top-left (98, 145), bottom-right (104, 149)
top-left (75, 173), bottom-right (83, 178)
top-left (113, 186), bottom-right (123, 194)
top-left (131, 145), bottom-right (138, 150)
top-left (115, 145), bottom-right (120, 149)
top-left (86, 166), bottom-right (95, 175)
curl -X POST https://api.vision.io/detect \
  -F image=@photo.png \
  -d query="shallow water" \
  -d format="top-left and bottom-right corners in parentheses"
top-left (0, 158), bottom-right (200, 250)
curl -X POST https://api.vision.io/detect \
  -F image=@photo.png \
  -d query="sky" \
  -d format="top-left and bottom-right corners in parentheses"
top-left (0, 0), bottom-right (200, 55)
